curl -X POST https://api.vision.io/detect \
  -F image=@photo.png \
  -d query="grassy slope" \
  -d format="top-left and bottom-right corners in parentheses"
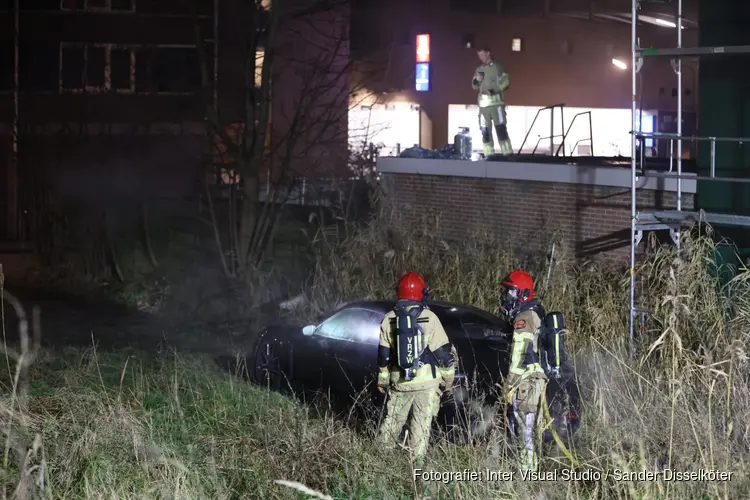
top-left (1, 347), bottom-right (748, 499)
top-left (3, 206), bottom-right (750, 498)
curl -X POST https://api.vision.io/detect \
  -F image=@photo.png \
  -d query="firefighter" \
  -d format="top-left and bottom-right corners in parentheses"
top-left (472, 46), bottom-right (512, 156)
top-left (498, 270), bottom-right (548, 472)
top-left (376, 272), bottom-right (455, 462)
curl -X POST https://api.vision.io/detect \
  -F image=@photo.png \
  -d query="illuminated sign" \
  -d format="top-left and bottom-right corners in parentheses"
top-left (415, 63), bottom-right (429, 92)
top-left (416, 34), bottom-right (430, 63)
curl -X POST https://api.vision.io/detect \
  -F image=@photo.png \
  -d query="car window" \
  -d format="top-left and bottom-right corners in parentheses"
top-left (315, 308), bottom-right (384, 343)
top-left (460, 311), bottom-right (509, 339)
top-left (462, 322), bottom-right (506, 339)
top-left (430, 307), bottom-right (464, 336)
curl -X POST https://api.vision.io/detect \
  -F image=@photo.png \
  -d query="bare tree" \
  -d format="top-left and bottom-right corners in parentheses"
top-left (192, 0), bottom-right (374, 284)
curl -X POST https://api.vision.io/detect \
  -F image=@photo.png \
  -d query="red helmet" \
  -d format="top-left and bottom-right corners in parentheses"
top-left (499, 270), bottom-right (534, 317)
top-left (397, 272), bottom-right (428, 302)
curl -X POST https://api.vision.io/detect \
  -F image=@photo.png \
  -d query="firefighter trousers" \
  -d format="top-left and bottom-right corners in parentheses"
top-left (478, 105), bottom-right (512, 156)
top-left (508, 372), bottom-right (548, 471)
top-left (378, 386), bottom-right (441, 460)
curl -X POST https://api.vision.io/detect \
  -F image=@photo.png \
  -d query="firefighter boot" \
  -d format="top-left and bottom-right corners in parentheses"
top-left (495, 124), bottom-right (513, 156)
top-left (481, 126), bottom-right (494, 156)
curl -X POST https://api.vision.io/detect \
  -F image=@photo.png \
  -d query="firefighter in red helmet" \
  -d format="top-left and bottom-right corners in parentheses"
top-left (499, 270), bottom-right (549, 472)
top-left (376, 272), bottom-right (455, 463)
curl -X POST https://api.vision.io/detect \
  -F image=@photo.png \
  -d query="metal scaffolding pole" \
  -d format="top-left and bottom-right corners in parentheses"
top-left (7, 0), bottom-right (20, 241)
top-left (628, 0), bottom-right (638, 359)
top-left (629, 0), bottom-right (750, 359)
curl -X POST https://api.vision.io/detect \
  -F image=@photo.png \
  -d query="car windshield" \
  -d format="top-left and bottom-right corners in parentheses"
top-left (315, 307), bottom-right (384, 344)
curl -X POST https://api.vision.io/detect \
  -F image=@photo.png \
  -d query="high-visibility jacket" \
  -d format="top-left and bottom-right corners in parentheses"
top-left (472, 60), bottom-right (510, 108)
top-left (377, 301), bottom-right (455, 392)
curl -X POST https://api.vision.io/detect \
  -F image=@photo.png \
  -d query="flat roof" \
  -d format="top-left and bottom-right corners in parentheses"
top-left (377, 157), bottom-right (697, 194)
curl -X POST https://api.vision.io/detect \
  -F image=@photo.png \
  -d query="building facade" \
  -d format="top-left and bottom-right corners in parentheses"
top-left (349, 0), bottom-right (698, 158)
top-left (0, 0), bottom-right (215, 244)
top-left (0, 0), bottom-right (350, 246)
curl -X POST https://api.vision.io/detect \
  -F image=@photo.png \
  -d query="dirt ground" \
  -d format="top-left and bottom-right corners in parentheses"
top-left (1, 285), bottom-right (251, 358)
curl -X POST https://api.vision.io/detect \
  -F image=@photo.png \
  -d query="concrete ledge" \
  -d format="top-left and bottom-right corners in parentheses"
top-left (377, 157), bottom-right (697, 194)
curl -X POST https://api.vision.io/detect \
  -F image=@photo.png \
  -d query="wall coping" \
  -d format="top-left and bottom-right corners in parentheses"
top-left (377, 157), bottom-right (697, 194)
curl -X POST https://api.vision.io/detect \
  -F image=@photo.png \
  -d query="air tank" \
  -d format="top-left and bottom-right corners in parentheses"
top-left (453, 127), bottom-right (472, 159)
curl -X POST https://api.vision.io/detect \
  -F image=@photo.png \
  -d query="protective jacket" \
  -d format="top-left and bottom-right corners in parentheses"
top-left (377, 300), bottom-right (455, 392)
top-left (506, 299), bottom-right (547, 388)
top-left (472, 60), bottom-right (510, 108)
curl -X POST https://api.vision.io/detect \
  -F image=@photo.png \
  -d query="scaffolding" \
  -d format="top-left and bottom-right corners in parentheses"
top-left (628, 0), bottom-right (750, 357)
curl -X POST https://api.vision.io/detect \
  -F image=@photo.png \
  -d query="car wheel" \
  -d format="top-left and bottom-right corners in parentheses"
top-left (254, 342), bottom-right (283, 391)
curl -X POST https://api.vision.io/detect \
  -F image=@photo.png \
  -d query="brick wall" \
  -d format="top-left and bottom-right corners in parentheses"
top-left (381, 172), bottom-right (695, 262)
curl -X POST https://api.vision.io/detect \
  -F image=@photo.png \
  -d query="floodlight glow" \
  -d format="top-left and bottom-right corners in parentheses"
top-left (612, 58), bottom-right (627, 70)
top-left (654, 18), bottom-right (677, 28)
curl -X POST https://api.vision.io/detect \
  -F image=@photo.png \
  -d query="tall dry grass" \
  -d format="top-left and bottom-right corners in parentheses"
top-left (0, 207), bottom-right (750, 498)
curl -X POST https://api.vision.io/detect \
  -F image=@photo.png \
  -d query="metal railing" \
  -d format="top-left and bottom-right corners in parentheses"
top-left (628, 0), bottom-right (750, 358)
top-left (517, 104), bottom-right (565, 154)
top-left (554, 111), bottom-right (594, 157)
top-left (529, 111), bottom-right (594, 157)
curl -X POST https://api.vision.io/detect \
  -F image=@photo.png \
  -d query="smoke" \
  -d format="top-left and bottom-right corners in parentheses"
top-left (53, 134), bottom-right (205, 205)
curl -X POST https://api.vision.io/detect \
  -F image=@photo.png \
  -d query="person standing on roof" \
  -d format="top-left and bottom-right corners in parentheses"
top-left (376, 272), bottom-right (456, 463)
top-left (497, 270), bottom-right (567, 472)
top-left (472, 45), bottom-right (512, 156)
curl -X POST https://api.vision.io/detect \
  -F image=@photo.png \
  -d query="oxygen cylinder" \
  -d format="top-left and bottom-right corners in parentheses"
top-left (454, 127), bottom-right (472, 159)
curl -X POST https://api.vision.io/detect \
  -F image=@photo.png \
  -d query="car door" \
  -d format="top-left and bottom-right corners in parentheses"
top-left (461, 314), bottom-right (509, 393)
top-left (313, 307), bottom-right (382, 398)
top-left (432, 306), bottom-right (475, 388)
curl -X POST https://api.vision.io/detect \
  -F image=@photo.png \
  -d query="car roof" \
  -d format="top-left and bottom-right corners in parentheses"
top-left (335, 299), bottom-right (507, 327)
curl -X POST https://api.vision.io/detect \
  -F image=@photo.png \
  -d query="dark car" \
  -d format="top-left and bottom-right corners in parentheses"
top-left (251, 299), bottom-right (580, 444)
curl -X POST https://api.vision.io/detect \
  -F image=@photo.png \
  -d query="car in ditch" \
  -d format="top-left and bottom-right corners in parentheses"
top-left (251, 299), bottom-right (581, 444)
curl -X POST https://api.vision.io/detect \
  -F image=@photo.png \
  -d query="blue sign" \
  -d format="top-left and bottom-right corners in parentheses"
top-left (415, 63), bottom-right (430, 92)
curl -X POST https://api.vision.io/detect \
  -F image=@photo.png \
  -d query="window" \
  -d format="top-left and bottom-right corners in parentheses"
top-left (512, 38), bottom-right (522, 52)
top-left (135, 46), bottom-right (201, 94)
top-left (61, 0), bottom-right (135, 11)
top-left (60, 44), bottom-right (135, 92)
top-left (0, 43), bottom-right (11, 91)
top-left (23, 0), bottom-right (60, 9)
top-left (459, 311), bottom-right (508, 339)
top-left (20, 43), bottom-right (60, 91)
top-left (255, 50), bottom-right (264, 88)
top-left (135, 0), bottom-right (211, 15)
top-left (315, 308), bottom-right (383, 343)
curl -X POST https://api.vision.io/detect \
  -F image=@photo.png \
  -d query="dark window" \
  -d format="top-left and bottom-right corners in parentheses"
top-left (136, 0), bottom-right (198, 15)
top-left (135, 46), bottom-right (201, 93)
top-left (0, 0), bottom-right (11, 10)
top-left (24, 0), bottom-right (60, 9)
top-left (110, 48), bottom-right (132, 90)
top-left (61, 46), bottom-right (85, 89)
top-left (86, 45), bottom-right (106, 88)
top-left (61, 0), bottom-right (81, 9)
top-left (449, 0), bottom-right (496, 13)
top-left (0, 43), bottom-right (11, 90)
top-left (111, 0), bottom-right (134, 9)
top-left (19, 43), bottom-right (59, 92)
top-left (462, 320), bottom-right (507, 339)
top-left (316, 308), bottom-right (383, 343)
top-left (86, 0), bottom-right (109, 7)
